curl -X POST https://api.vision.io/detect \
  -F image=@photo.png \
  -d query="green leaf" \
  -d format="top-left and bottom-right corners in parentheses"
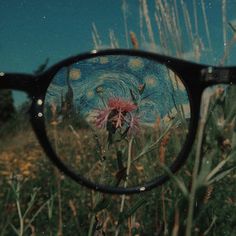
top-left (123, 197), bottom-right (147, 218)
top-left (156, 162), bottom-right (189, 198)
top-left (118, 197), bottom-right (147, 225)
top-left (131, 227), bottom-right (139, 236)
top-left (207, 165), bottom-right (236, 185)
top-left (93, 196), bottom-right (112, 213)
top-left (196, 156), bottom-right (212, 187)
top-left (206, 156), bottom-right (231, 183)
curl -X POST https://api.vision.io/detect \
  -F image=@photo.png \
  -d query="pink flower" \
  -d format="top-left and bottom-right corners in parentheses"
top-left (108, 98), bottom-right (137, 113)
top-left (95, 97), bottom-right (139, 136)
top-left (95, 107), bottom-right (111, 128)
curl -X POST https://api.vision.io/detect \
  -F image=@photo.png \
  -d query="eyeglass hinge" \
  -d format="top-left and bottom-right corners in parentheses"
top-left (201, 67), bottom-right (230, 84)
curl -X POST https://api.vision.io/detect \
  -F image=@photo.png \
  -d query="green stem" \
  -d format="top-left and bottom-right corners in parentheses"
top-left (185, 93), bottom-right (210, 236)
top-left (16, 197), bottom-right (24, 236)
top-left (132, 121), bottom-right (174, 163)
top-left (88, 214), bottom-right (96, 236)
top-left (115, 137), bottom-right (133, 236)
top-left (14, 182), bottom-right (24, 236)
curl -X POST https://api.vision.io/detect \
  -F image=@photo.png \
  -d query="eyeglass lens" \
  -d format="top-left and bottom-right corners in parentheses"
top-left (44, 55), bottom-right (191, 188)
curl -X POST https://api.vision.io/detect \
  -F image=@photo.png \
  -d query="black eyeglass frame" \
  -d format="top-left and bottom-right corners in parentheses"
top-left (1, 49), bottom-right (236, 194)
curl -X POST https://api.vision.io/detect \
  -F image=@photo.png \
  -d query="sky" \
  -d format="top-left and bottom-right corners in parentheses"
top-left (0, 0), bottom-right (125, 72)
top-left (0, 0), bottom-right (236, 105)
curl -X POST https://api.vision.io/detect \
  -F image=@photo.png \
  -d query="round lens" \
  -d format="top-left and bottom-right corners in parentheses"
top-left (44, 55), bottom-right (191, 189)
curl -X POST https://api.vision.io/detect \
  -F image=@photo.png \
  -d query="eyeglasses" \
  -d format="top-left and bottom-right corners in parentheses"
top-left (1, 49), bottom-right (235, 194)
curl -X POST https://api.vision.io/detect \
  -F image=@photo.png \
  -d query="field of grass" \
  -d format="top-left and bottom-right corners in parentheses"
top-left (1, 1), bottom-right (236, 235)
top-left (1, 84), bottom-right (236, 236)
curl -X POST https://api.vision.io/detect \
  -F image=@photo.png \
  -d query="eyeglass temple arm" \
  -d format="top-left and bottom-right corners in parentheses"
top-left (228, 68), bottom-right (236, 84)
top-left (0, 72), bottom-right (36, 94)
top-left (201, 67), bottom-right (236, 85)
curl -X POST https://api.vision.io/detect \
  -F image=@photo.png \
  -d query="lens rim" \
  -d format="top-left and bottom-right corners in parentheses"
top-left (30, 49), bottom-right (205, 194)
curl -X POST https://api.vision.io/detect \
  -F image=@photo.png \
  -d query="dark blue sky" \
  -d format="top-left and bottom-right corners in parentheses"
top-left (0, 0), bottom-right (126, 72)
top-left (0, 0), bottom-right (236, 104)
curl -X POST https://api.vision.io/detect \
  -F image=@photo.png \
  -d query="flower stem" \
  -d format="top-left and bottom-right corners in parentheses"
top-left (115, 137), bottom-right (133, 236)
top-left (185, 92), bottom-right (210, 236)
